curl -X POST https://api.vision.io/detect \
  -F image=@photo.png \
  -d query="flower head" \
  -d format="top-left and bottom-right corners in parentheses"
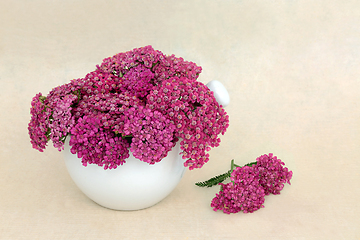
top-left (211, 166), bottom-right (265, 214)
top-left (146, 77), bottom-right (229, 170)
top-left (28, 93), bottom-right (51, 152)
top-left (69, 116), bottom-right (130, 170)
top-left (123, 106), bottom-right (177, 164)
top-left (254, 153), bottom-right (293, 195)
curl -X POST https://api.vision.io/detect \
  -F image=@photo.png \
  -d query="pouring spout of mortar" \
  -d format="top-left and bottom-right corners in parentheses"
top-left (206, 80), bottom-right (230, 107)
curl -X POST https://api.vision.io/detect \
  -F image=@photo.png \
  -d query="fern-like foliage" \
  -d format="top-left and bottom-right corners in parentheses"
top-left (195, 170), bottom-right (232, 187)
top-left (195, 159), bottom-right (258, 188)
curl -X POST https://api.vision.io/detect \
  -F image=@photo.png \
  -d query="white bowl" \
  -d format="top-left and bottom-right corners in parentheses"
top-left (63, 139), bottom-right (186, 210)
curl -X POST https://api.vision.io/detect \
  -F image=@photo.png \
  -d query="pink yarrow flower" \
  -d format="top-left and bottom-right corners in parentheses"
top-left (28, 93), bottom-right (51, 152)
top-left (28, 46), bottom-right (229, 170)
top-left (69, 116), bottom-right (130, 170)
top-left (146, 77), bottom-right (229, 170)
top-left (199, 155), bottom-right (293, 214)
top-left (254, 153), bottom-right (293, 195)
top-left (211, 166), bottom-right (265, 214)
top-left (123, 106), bottom-right (177, 164)
top-left (49, 94), bottom-right (78, 151)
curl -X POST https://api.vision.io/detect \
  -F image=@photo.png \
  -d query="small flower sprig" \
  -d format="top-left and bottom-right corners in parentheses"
top-left (196, 153), bottom-right (293, 214)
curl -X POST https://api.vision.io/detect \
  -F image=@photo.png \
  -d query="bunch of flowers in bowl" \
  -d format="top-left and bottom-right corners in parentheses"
top-left (28, 46), bottom-right (230, 210)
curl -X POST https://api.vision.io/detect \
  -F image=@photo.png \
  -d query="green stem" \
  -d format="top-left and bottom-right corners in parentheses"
top-left (234, 161), bottom-right (257, 168)
top-left (230, 159), bottom-right (235, 172)
top-left (244, 161), bottom-right (257, 167)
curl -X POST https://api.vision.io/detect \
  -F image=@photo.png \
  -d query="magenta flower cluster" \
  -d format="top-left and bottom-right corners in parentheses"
top-left (28, 46), bottom-right (229, 170)
top-left (211, 153), bottom-right (293, 214)
top-left (29, 93), bottom-right (52, 152)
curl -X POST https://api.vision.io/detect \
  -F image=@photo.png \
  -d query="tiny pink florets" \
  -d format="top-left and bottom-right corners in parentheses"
top-left (28, 46), bottom-right (229, 169)
top-left (211, 154), bottom-right (293, 214)
top-left (28, 93), bottom-right (51, 152)
top-left (123, 106), bottom-right (177, 164)
top-left (211, 166), bottom-right (265, 214)
top-left (255, 153), bottom-right (293, 195)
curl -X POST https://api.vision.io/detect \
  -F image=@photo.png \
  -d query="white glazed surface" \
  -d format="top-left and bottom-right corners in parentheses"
top-left (63, 139), bottom-right (186, 210)
top-left (206, 80), bottom-right (230, 107)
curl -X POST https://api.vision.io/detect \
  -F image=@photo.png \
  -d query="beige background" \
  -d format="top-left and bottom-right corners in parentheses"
top-left (1, 0), bottom-right (359, 239)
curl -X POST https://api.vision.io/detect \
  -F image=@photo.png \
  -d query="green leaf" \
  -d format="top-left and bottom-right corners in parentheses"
top-left (195, 170), bottom-right (232, 188)
top-left (39, 95), bottom-right (46, 103)
top-left (195, 159), bottom-right (258, 188)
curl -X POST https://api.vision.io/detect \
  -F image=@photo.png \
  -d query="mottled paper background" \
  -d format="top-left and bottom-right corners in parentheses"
top-left (1, 0), bottom-right (359, 239)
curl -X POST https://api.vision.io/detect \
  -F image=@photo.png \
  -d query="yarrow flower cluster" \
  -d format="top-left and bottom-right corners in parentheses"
top-left (28, 46), bottom-right (229, 170)
top-left (196, 154), bottom-right (293, 214)
top-left (28, 93), bottom-right (51, 152)
top-left (213, 166), bottom-right (266, 214)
